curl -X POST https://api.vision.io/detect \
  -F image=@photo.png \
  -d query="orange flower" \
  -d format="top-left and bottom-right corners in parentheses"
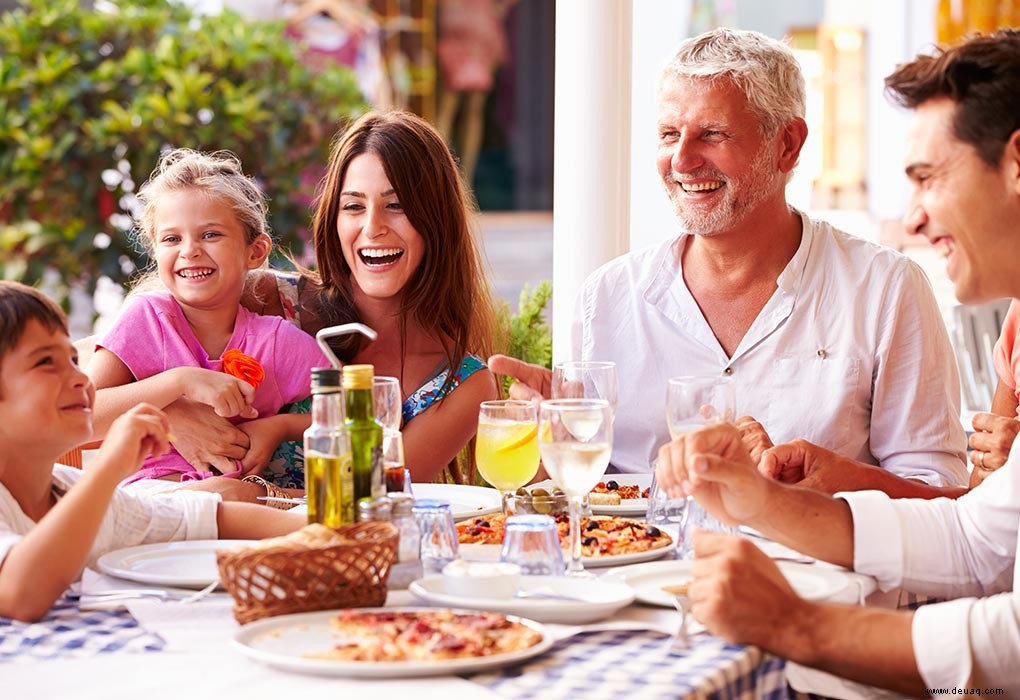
top-left (221, 349), bottom-right (265, 389)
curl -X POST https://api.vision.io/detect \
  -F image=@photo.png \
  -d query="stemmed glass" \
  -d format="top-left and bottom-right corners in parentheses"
top-left (475, 400), bottom-right (540, 515)
top-left (538, 398), bottom-right (613, 577)
top-left (665, 376), bottom-right (738, 559)
top-left (373, 376), bottom-right (402, 432)
top-left (552, 361), bottom-right (618, 416)
top-left (382, 428), bottom-right (412, 495)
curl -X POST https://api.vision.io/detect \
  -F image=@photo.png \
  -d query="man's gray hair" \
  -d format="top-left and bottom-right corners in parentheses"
top-left (661, 27), bottom-right (806, 136)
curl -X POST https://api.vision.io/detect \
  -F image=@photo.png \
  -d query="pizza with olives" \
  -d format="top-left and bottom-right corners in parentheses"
top-left (588, 480), bottom-right (650, 505)
top-left (456, 513), bottom-right (671, 557)
top-left (307, 609), bottom-right (543, 662)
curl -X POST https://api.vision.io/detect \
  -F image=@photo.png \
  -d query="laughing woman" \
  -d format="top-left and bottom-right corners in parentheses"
top-left (168, 111), bottom-right (499, 487)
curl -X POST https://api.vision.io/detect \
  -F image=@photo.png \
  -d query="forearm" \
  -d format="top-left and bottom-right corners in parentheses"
top-left (216, 502), bottom-right (304, 539)
top-left (748, 480), bottom-right (856, 568)
top-left (92, 372), bottom-right (185, 437)
top-left (836, 461), bottom-right (968, 500)
top-left (265, 413), bottom-right (312, 442)
top-left (0, 469), bottom-right (121, 621)
top-left (778, 602), bottom-right (925, 697)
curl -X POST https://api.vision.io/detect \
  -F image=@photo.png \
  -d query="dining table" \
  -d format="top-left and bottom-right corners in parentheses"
top-left (0, 527), bottom-right (883, 700)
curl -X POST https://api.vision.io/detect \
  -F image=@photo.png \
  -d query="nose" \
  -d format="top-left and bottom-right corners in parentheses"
top-left (179, 236), bottom-right (201, 257)
top-left (670, 134), bottom-right (703, 174)
top-left (363, 205), bottom-right (387, 239)
top-left (902, 200), bottom-right (928, 239)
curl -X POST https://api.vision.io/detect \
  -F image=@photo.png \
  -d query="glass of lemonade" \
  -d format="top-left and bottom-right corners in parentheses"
top-left (475, 400), bottom-right (540, 514)
top-left (538, 398), bottom-right (613, 577)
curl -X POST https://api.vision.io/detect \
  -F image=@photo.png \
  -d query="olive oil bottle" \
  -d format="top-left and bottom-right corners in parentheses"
top-left (343, 364), bottom-right (385, 507)
top-left (304, 368), bottom-right (354, 526)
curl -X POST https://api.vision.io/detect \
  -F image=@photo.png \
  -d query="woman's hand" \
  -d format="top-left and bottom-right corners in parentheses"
top-left (237, 417), bottom-right (288, 476)
top-left (176, 367), bottom-right (258, 419)
top-left (968, 412), bottom-right (1020, 487)
top-left (163, 398), bottom-right (250, 474)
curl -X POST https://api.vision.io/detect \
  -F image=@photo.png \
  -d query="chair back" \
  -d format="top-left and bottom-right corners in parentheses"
top-left (952, 299), bottom-right (1012, 412)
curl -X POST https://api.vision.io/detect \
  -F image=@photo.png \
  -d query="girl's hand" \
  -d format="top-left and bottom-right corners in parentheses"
top-left (177, 368), bottom-right (258, 419)
top-left (93, 404), bottom-right (172, 480)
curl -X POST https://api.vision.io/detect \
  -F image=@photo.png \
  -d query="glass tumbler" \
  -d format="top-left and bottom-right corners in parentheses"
top-left (499, 514), bottom-right (566, 576)
top-left (412, 499), bottom-right (459, 575)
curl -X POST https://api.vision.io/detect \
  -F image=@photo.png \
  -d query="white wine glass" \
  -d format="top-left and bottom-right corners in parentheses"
top-left (475, 400), bottom-right (540, 515)
top-left (552, 361), bottom-right (618, 417)
top-left (665, 376), bottom-right (738, 559)
top-left (538, 398), bottom-right (613, 577)
top-left (373, 376), bottom-right (402, 432)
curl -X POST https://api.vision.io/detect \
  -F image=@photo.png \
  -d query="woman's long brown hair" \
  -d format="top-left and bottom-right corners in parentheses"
top-left (303, 111), bottom-right (496, 394)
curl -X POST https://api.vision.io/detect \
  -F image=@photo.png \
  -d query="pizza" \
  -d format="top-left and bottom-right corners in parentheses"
top-left (588, 480), bottom-right (651, 505)
top-left (457, 513), bottom-right (671, 557)
top-left (307, 609), bottom-right (542, 662)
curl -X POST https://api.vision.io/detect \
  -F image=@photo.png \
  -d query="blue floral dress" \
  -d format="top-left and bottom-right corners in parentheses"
top-left (260, 272), bottom-right (487, 489)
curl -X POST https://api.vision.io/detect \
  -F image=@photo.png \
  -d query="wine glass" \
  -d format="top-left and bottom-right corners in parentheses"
top-left (382, 428), bottom-right (412, 495)
top-left (665, 376), bottom-right (738, 559)
top-left (372, 376), bottom-right (402, 432)
top-left (475, 400), bottom-right (540, 514)
top-left (552, 361), bottom-right (618, 416)
top-left (538, 398), bottom-right (613, 577)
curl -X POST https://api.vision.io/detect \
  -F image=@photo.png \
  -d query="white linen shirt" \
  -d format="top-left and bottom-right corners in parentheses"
top-left (0, 465), bottom-right (221, 574)
top-left (571, 211), bottom-right (967, 486)
top-left (843, 439), bottom-right (1020, 693)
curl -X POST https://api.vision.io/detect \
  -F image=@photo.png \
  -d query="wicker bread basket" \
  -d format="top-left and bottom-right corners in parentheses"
top-left (216, 521), bottom-right (399, 624)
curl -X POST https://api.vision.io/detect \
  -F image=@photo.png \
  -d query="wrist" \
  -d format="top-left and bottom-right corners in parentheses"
top-left (772, 596), bottom-right (828, 666)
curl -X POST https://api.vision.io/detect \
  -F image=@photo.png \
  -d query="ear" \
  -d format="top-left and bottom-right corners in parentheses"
top-left (247, 233), bottom-right (272, 269)
top-left (1005, 128), bottom-right (1020, 196)
top-left (777, 117), bottom-right (808, 173)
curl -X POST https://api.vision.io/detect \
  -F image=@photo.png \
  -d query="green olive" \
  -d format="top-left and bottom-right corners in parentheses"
top-left (516, 487), bottom-right (529, 496)
top-left (533, 498), bottom-right (552, 514)
top-left (531, 488), bottom-right (550, 498)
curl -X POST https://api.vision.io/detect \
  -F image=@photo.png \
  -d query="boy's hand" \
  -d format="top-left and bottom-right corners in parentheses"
top-left (177, 368), bottom-right (258, 419)
top-left (95, 404), bottom-right (172, 480)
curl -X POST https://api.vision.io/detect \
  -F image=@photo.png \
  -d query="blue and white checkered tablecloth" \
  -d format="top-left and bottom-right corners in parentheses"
top-left (469, 629), bottom-right (791, 700)
top-left (0, 597), bottom-right (164, 663)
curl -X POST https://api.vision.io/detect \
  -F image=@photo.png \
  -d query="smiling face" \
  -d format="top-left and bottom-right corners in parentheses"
top-left (0, 320), bottom-right (94, 459)
top-left (656, 77), bottom-right (787, 236)
top-left (903, 98), bottom-right (1020, 304)
top-left (152, 189), bottom-right (270, 314)
top-left (337, 152), bottom-right (425, 302)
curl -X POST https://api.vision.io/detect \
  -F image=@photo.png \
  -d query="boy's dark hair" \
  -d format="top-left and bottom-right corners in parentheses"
top-left (885, 29), bottom-right (1020, 167)
top-left (0, 281), bottom-right (69, 364)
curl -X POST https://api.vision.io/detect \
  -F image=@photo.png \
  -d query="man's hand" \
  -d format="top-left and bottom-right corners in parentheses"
top-left (487, 354), bottom-right (552, 402)
top-left (177, 367), bottom-right (258, 419)
top-left (655, 424), bottom-right (771, 526)
top-left (690, 531), bottom-right (809, 648)
top-left (92, 404), bottom-right (172, 480)
top-left (759, 439), bottom-right (861, 495)
top-left (163, 398), bottom-right (250, 474)
top-left (735, 415), bottom-right (773, 464)
top-left (969, 412), bottom-right (1020, 487)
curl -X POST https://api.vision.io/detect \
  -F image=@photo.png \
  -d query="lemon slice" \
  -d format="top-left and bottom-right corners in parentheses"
top-left (495, 425), bottom-right (538, 454)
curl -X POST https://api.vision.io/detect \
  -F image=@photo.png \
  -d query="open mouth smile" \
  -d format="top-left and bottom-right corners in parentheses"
top-left (678, 180), bottom-right (725, 194)
top-left (358, 247), bottom-right (404, 267)
top-left (176, 267), bottom-right (215, 280)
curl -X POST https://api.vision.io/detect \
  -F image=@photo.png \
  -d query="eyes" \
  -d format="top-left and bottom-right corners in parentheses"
top-left (157, 231), bottom-right (223, 245)
top-left (33, 353), bottom-right (78, 369)
top-left (658, 128), bottom-right (728, 144)
top-left (341, 200), bottom-right (403, 213)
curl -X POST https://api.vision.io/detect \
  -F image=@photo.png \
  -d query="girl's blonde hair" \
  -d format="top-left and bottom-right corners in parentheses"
top-left (134, 148), bottom-right (270, 254)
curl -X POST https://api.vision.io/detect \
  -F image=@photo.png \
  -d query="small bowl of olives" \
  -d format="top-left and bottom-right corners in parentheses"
top-left (513, 486), bottom-right (569, 515)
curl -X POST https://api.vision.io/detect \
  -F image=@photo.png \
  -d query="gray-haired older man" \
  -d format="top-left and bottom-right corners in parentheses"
top-left (491, 28), bottom-right (967, 497)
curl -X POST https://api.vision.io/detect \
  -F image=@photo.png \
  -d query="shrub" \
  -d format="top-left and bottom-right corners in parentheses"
top-left (0, 0), bottom-right (366, 300)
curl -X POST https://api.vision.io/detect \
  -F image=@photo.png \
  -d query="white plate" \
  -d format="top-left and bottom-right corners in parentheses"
top-left (408, 575), bottom-right (635, 624)
top-left (96, 540), bottom-right (255, 589)
top-left (601, 559), bottom-right (852, 608)
top-left (411, 483), bottom-right (502, 521)
top-left (458, 542), bottom-right (672, 569)
top-left (232, 607), bottom-right (554, 678)
top-left (531, 473), bottom-right (652, 516)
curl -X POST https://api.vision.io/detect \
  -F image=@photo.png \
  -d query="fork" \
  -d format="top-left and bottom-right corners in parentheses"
top-left (671, 594), bottom-right (693, 651)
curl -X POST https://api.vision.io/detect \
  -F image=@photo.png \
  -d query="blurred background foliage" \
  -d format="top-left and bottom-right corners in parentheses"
top-left (0, 0), bottom-right (366, 303)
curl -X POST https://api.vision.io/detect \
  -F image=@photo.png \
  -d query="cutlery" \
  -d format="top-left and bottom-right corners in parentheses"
top-left (75, 590), bottom-right (191, 602)
top-left (513, 589), bottom-right (587, 602)
top-left (670, 593), bottom-right (693, 651)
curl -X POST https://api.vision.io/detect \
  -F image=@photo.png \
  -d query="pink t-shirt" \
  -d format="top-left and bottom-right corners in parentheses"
top-left (99, 291), bottom-right (329, 480)
top-left (992, 298), bottom-right (1020, 417)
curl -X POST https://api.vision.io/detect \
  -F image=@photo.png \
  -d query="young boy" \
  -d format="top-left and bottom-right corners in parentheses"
top-left (0, 281), bottom-right (304, 622)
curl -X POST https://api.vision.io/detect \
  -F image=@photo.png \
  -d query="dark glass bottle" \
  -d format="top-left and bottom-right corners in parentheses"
top-left (343, 364), bottom-right (384, 507)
